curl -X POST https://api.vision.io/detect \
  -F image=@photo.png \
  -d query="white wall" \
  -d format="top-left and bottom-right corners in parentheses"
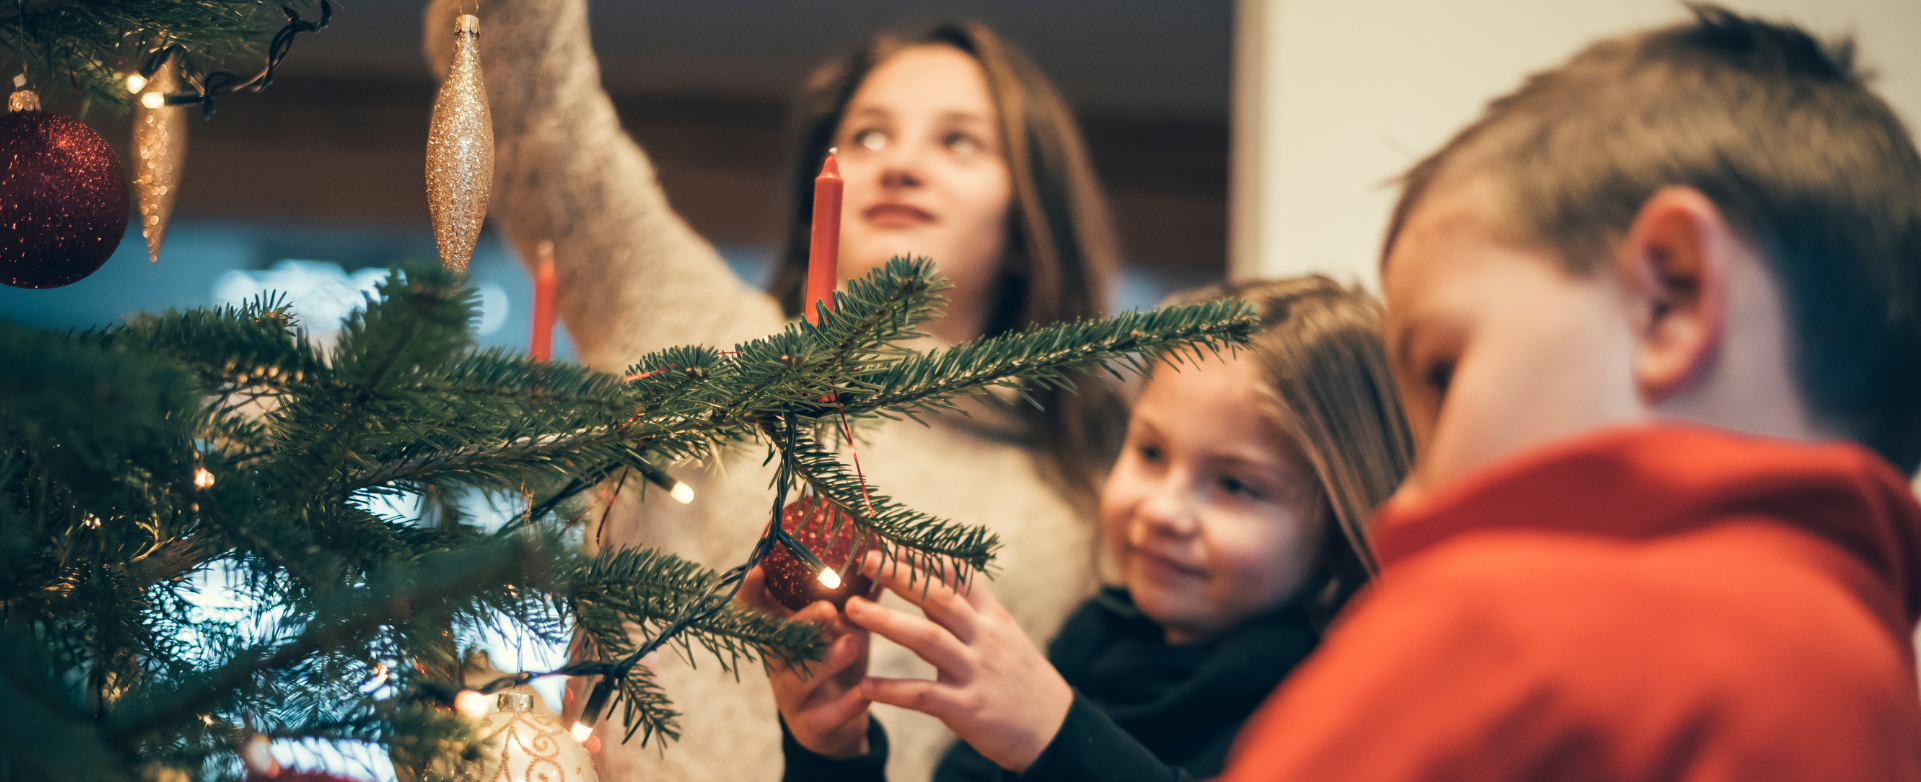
top-left (1229, 0), bottom-right (1921, 290)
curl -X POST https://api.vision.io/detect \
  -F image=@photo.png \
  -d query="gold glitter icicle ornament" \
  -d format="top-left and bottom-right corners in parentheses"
top-left (132, 57), bottom-right (188, 263)
top-left (468, 692), bottom-right (599, 782)
top-left (427, 13), bottom-right (494, 273)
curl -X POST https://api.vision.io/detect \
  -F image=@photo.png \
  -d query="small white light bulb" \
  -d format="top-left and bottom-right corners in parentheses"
top-left (453, 689), bottom-right (489, 719)
top-left (140, 91), bottom-right (165, 109)
top-left (126, 73), bottom-right (147, 93)
top-left (570, 721), bottom-right (594, 743)
top-left (670, 481), bottom-right (695, 504)
top-left (193, 468), bottom-right (216, 489)
top-left (817, 567), bottom-right (842, 590)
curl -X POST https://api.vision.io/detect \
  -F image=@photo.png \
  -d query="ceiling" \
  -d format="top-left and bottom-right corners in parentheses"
top-left (286, 0), bottom-right (1234, 120)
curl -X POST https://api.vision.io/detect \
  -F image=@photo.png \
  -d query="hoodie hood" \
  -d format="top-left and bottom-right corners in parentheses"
top-left (1371, 424), bottom-right (1921, 627)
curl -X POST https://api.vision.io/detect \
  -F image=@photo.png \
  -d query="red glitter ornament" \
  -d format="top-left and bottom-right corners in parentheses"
top-left (763, 495), bottom-right (878, 611)
top-left (0, 109), bottom-right (130, 289)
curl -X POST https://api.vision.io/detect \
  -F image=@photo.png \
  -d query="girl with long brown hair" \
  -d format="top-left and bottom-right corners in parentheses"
top-left (425, 2), bottom-right (1123, 779)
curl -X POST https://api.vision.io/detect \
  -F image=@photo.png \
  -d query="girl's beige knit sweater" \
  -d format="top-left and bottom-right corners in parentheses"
top-left (426, 1), bottom-right (1099, 778)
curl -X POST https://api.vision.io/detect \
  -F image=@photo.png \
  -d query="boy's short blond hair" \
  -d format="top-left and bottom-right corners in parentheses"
top-left (1383, 4), bottom-right (1921, 473)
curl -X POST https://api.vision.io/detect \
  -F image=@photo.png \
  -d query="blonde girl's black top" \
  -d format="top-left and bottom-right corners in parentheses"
top-left (781, 587), bottom-right (1321, 782)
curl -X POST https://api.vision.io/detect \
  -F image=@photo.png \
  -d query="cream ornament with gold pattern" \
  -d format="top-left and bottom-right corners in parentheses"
top-left (470, 692), bottom-right (599, 782)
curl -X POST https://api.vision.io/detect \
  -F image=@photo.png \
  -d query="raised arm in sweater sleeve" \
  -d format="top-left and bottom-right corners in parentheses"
top-left (423, 0), bottom-right (783, 373)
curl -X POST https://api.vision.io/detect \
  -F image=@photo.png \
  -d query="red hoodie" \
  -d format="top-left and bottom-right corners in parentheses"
top-left (1220, 425), bottom-right (1921, 781)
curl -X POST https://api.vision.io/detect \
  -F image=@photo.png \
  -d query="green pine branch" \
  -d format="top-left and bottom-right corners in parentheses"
top-left (559, 546), bottom-right (830, 745)
top-left (0, 256), bottom-right (1258, 779)
top-left (98, 536), bottom-right (535, 748)
top-left (766, 424), bottom-right (1001, 581)
top-left (843, 298), bottom-right (1258, 418)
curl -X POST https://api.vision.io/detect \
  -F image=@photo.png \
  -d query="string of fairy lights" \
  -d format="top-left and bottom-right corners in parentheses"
top-left (122, 1), bottom-right (332, 118)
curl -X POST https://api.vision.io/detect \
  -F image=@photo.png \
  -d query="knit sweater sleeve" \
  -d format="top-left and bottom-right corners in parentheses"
top-left (423, 0), bottom-right (783, 374)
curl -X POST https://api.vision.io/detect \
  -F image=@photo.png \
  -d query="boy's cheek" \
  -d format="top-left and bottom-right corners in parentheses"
top-left (1417, 298), bottom-right (1640, 487)
top-left (1421, 346), bottom-right (1565, 487)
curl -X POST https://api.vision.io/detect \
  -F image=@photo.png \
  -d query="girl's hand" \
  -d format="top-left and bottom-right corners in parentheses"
top-left (846, 552), bottom-right (1073, 772)
top-left (740, 565), bottom-right (875, 759)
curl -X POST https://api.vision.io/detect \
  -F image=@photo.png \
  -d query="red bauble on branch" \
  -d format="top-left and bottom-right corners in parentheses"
top-left (0, 104), bottom-right (130, 289)
top-left (763, 495), bottom-right (879, 611)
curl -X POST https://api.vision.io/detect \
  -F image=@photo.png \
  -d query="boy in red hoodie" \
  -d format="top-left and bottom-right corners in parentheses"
top-left (1221, 6), bottom-right (1921, 780)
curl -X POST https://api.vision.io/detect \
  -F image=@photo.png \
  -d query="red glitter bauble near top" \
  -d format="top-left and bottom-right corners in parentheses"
top-left (763, 495), bottom-right (879, 611)
top-left (0, 110), bottom-right (130, 289)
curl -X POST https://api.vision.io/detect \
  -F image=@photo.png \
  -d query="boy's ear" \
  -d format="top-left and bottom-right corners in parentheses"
top-left (1614, 187), bottom-right (1732, 403)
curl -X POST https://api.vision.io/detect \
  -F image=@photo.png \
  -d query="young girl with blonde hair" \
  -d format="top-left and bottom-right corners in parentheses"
top-left (757, 277), bottom-right (1415, 780)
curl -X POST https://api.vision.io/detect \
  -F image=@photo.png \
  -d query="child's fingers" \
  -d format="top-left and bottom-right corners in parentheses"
top-left (860, 675), bottom-right (962, 720)
top-left (844, 596), bottom-right (973, 677)
top-left (816, 626), bottom-right (868, 679)
top-left (762, 599), bottom-right (862, 677)
top-left (799, 681), bottom-right (873, 730)
top-left (860, 552), bottom-right (980, 643)
top-left (738, 565), bottom-right (792, 617)
top-left (771, 618), bottom-right (865, 683)
top-left (964, 578), bottom-right (1018, 625)
top-left (791, 599), bottom-right (843, 627)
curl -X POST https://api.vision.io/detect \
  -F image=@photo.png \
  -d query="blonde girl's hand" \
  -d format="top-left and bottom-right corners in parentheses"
top-left (740, 565), bottom-right (875, 759)
top-left (845, 552), bottom-right (1074, 772)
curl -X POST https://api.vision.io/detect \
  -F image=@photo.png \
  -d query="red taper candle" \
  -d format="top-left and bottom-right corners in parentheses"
top-left (530, 240), bottom-right (558, 362)
top-left (805, 149), bottom-right (843, 324)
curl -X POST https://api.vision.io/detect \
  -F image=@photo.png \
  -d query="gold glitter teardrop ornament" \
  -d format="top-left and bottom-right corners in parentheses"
top-left (132, 57), bottom-right (188, 263)
top-left (427, 13), bottom-right (494, 273)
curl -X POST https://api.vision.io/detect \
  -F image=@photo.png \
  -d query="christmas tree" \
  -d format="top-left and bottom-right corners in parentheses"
top-left (0, 257), bottom-right (1256, 780)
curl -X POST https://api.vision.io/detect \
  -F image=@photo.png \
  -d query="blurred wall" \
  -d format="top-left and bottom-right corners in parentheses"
top-left (1230, 0), bottom-right (1921, 290)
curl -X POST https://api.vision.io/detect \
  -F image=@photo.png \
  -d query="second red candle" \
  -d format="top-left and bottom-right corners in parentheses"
top-left (805, 150), bottom-right (843, 324)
